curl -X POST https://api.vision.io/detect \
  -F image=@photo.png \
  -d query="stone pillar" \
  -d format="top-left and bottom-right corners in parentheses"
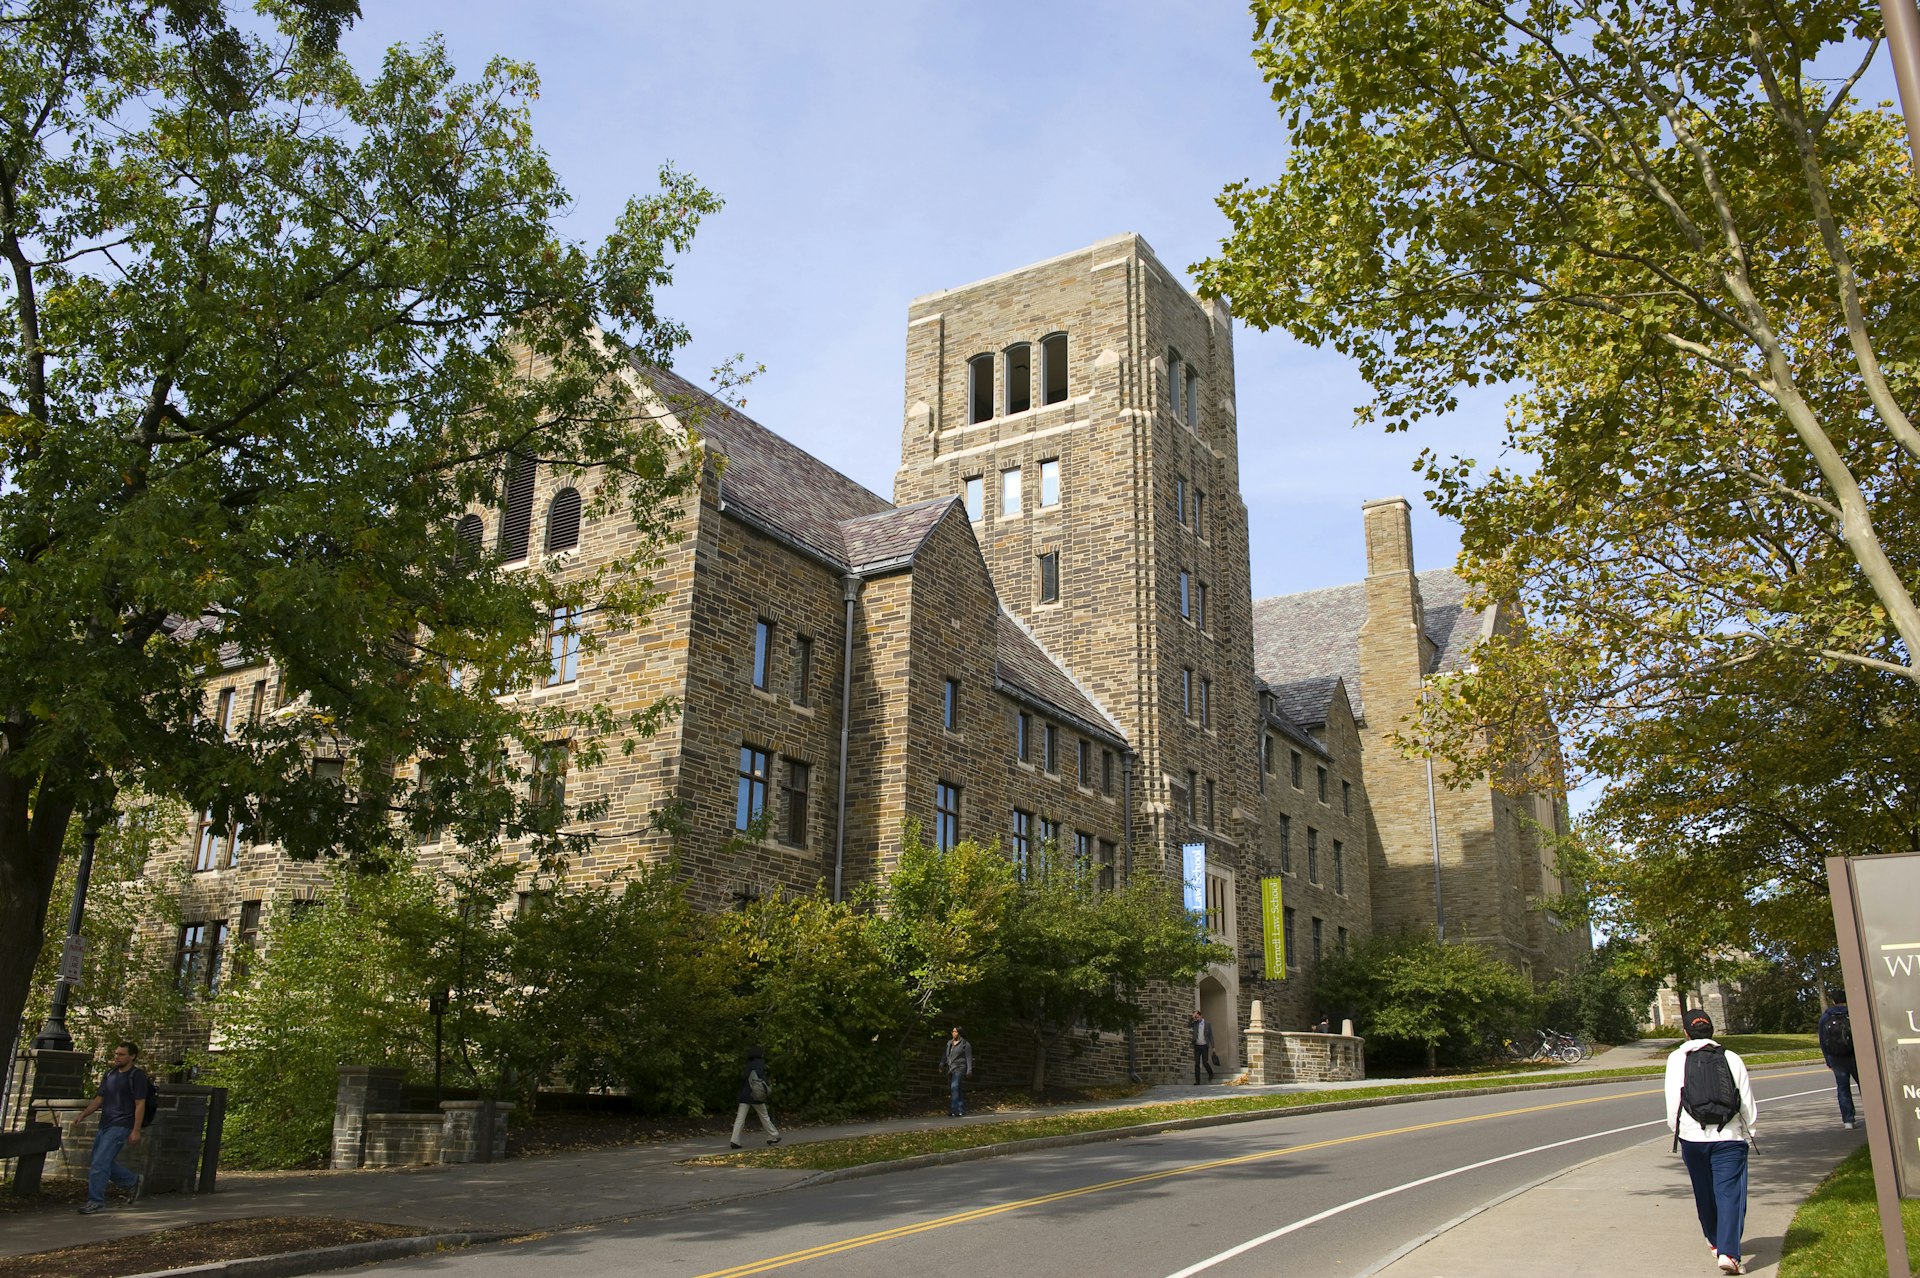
top-left (332, 1066), bottom-right (405, 1170)
top-left (17, 1048), bottom-right (92, 1107)
top-left (143, 1086), bottom-right (210, 1194)
top-left (1245, 1001), bottom-right (1269, 1083)
top-left (438, 1100), bottom-right (515, 1164)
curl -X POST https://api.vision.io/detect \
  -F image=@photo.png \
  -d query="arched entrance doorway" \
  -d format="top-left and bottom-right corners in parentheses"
top-left (1197, 967), bottom-right (1239, 1074)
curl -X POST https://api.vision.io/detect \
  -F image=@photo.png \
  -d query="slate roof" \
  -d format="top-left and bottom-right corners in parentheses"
top-left (840, 498), bottom-right (960, 574)
top-left (641, 364), bottom-right (893, 566)
top-left (1268, 674), bottom-right (1345, 732)
top-left (1251, 568), bottom-right (1486, 724)
top-left (994, 611), bottom-right (1128, 746)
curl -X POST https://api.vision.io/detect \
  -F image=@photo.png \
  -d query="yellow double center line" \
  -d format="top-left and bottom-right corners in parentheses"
top-left (695, 1070), bottom-right (1820, 1278)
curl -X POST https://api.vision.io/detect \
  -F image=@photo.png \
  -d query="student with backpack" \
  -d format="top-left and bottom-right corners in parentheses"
top-left (69, 1040), bottom-right (151, 1215)
top-left (728, 1046), bottom-right (781, 1150)
top-left (1816, 993), bottom-right (1859, 1129)
top-left (1665, 1010), bottom-right (1759, 1275)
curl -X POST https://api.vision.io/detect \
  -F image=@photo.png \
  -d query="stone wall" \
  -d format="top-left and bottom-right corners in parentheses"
top-left (331, 1066), bottom-right (405, 1170)
top-left (1243, 1002), bottom-right (1366, 1084)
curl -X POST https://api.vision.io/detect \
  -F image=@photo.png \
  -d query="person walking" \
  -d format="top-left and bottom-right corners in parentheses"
top-left (69, 1040), bottom-right (151, 1215)
top-left (1817, 993), bottom-right (1860, 1129)
top-left (1190, 1009), bottom-right (1216, 1084)
top-left (943, 1026), bottom-right (973, 1117)
top-left (728, 1046), bottom-right (781, 1149)
top-left (1665, 1010), bottom-right (1759, 1275)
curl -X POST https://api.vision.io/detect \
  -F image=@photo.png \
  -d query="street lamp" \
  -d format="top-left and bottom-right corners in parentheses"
top-left (31, 817), bottom-right (103, 1052)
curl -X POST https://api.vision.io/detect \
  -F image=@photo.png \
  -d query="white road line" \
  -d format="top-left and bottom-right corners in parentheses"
top-left (1159, 1085), bottom-right (1833, 1278)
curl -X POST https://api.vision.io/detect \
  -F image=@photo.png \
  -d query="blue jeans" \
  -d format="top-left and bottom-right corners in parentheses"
top-left (1831, 1062), bottom-right (1858, 1124)
top-left (948, 1070), bottom-right (965, 1116)
top-left (87, 1123), bottom-right (140, 1205)
top-left (1679, 1139), bottom-right (1749, 1260)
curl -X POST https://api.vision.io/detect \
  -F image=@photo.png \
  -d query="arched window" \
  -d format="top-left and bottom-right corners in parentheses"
top-left (1004, 342), bottom-right (1031, 415)
top-left (1041, 332), bottom-right (1068, 404)
top-left (967, 354), bottom-right (994, 424)
top-left (454, 514), bottom-right (484, 563)
top-left (498, 453), bottom-right (535, 561)
top-left (546, 487), bottom-right (582, 553)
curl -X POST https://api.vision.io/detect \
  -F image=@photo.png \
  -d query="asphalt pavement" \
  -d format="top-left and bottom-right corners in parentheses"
top-left (0, 1036), bottom-right (1858, 1274)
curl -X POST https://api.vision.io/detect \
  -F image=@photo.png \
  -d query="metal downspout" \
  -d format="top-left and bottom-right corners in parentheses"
top-left (832, 574), bottom-right (859, 903)
top-left (1123, 750), bottom-right (1140, 1081)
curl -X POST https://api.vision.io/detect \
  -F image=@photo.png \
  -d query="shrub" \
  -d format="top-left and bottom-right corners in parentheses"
top-left (1313, 931), bottom-right (1535, 1069)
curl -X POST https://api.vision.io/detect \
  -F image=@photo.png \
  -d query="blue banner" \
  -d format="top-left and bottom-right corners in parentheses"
top-left (1182, 842), bottom-right (1207, 917)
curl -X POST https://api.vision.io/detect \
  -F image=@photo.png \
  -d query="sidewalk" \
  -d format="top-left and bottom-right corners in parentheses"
top-left (0, 1040), bottom-right (1772, 1264)
top-left (1370, 1082), bottom-right (1860, 1277)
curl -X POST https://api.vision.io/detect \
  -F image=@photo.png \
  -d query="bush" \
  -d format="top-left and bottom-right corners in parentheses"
top-left (1313, 931), bottom-right (1535, 1069)
top-left (1539, 943), bottom-right (1660, 1043)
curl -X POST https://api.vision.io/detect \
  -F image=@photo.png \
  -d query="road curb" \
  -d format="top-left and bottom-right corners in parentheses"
top-left (789, 1059), bottom-right (1820, 1188)
top-left (116, 1230), bottom-right (505, 1278)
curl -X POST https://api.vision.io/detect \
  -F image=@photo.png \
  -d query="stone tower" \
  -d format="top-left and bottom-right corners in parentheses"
top-left (892, 234), bottom-right (1266, 1073)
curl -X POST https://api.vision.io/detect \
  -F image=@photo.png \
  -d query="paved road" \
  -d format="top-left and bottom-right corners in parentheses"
top-left (361, 1065), bottom-right (1840, 1278)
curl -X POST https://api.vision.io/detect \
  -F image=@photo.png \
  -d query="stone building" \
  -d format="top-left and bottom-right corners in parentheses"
top-left (151, 233), bottom-right (1581, 1082)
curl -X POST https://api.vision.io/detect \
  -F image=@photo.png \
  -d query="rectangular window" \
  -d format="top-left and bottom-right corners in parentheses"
top-left (1263, 733), bottom-right (1275, 775)
top-left (1283, 907), bottom-right (1297, 970)
top-left (1011, 809), bottom-right (1033, 878)
top-left (1204, 777), bottom-right (1215, 828)
top-left (1039, 459), bottom-right (1060, 508)
top-left (1038, 551), bottom-right (1060, 603)
top-left (1001, 467), bottom-right (1022, 517)
top-left (1312, 915), bottom-right (1324, 962)
top-left (1078, 738), bottom-right (1092, 787)
top-left (1183, 667), bottom-right (1193, 717)
top-left (1043, 333), bottom-right (1069, 404)
top-left (1174, 475), bottom-right (1186, 526)
top-left (1040, 817), bottom-right (1059, 853)
top-left (531, 740), bottom-right (570, 815)
top-left (1043, 723), bottom-right (1058, 773)
top-left (1016, 711), bottom-right (1032, 763)
top-left (964, 475), bottom-right (984, 521)
top-left (1193, 489), bottom-right (1205, 537)
top-left (944, 677), bottom-right (960, 731)
top-left (1196, 582), bottom-right (1208, 631)
top-left (752, 618), bottom-right (773, 691)
top-left (1308, 827), bottom-right (1320, 884)
top-left (1290, 750), bottom-right (1302, 789)
top-left (193, 809), bottom-right (223, 873)
top-left (1098, 839), bottom-right (1117, 891)
top-left (1334, 839), bottom-right (1346, 894)
top-left (1075, 830), bottom-right (1094, 869)
top-left (1167, 348), bottom-right (1183, 418)
top-left (935, 781), bottom-right (961, 851)
top-left (785, 760), bottom-right (811, 847)
top-left (735, 745), bottom-right (770, 831)
top-left (213, 687), bottom-right (235, 736)
top-left (1205, 870), bottom-right (1228, 938)
top-left (1318, 765), bottom-right (1328, 803)
top-left (1278, 813), bottom-right (1292, 874)
top-left (1200, 677), bottom-right (1212, 728)
top-left (546, 605), bottom-right (582, 686)
top-left (1342, 779), bottom-right (1352, 816)
top-left (1186, 366), bottom-right (1200, 429)
top-left (1102, 749), bottom-right (1115, 796)
top-left (1186, 770), bottom-right (1198, 820)
top-left (1179, 570), bottom-right (1191, 619)
top-left (232, 900), bottom-right (263, 984)
top-left (793, 635), bottom-right (813, 707)
top-left (176, 921), bottom-right (227, 997)
top-left (1339, 926), bottom-right (1350, 953)
top-left (248, 679), bottom-right (267, 725)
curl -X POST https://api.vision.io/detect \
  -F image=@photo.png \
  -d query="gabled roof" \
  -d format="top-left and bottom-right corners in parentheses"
top-left (642, 364), bottom-right (893, 566)
top-left (1251, 568), bottom-right (1486, 723)
top-left (1268, 674), bottom-right (1345, 732)
top-left (839, 498), bottom-right (960, 574)
top-left (993, 610), bottom-right (1129, 748)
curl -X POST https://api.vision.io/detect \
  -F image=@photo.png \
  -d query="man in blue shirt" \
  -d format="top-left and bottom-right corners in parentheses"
top-left (1817, 993), bottom-right (1860, 1129)
top-left (70, 1040), bottom-right (151, 1214)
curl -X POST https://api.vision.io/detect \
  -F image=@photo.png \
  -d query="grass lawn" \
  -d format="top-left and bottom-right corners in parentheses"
top-left (1779, 1145), bottom-right (1920, 1277)
top-left (694, 1049), bottom-right (1822, 1173)
top-left (1717, 1034), bottom-right (1821, 1055)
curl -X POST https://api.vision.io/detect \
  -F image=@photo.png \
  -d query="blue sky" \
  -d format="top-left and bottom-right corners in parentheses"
top-left (341, 2), bottom-right (1518, 599)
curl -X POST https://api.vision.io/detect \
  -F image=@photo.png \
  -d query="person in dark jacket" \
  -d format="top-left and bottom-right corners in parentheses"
top-left (943, 1027), bottom-right (973, 1117)
top-left (728, 1046), bottom-right (781, 1149)
top-left (1817, 993), bottom-right (1860, 1129)
top-left (70, 1040), bottom-right (150, 1214)
top-left (1190, 1010), bottom-right (1216, 1084)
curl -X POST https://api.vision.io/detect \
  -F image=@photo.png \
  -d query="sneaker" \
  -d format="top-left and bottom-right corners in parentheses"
top-left (78, 1202), bottom-right (103, 1215)
top-left (1718, 1255), bottom-right (1742, 1275)
top-left (1842, 1119), bottom-right (1856, 1130)
top-left (728, 1142), bottom-right (741, 1150)
top-left (767, 1136), bottom-right (781, 1146)
top-left (127, 1172), bottom-right (144, 1205)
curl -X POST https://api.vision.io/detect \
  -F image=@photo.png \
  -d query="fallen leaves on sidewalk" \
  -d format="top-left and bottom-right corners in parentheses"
top-left (0, 1216), bottom-right (426, 1278)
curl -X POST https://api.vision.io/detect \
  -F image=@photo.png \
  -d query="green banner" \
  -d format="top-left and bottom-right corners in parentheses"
top-left (1262, 876), bottom-right (1285, 979)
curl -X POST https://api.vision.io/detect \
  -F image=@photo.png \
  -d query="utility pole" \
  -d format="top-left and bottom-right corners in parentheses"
top-left (31, 818), bottom-right (103, 1051)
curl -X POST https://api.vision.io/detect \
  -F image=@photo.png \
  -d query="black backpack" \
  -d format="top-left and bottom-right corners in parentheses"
top-left (135, 1069), bottom-right (160, 1129)
top-left (1673, 1044), bottom-right (1740, 1149)
top-left (1822, 1008), bottom-right (1854, 1059)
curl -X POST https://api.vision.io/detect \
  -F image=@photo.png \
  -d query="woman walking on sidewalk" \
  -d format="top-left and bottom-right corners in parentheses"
top-left (1665, 1011), bottom-right (1759, 1275)
top-left (729, 1046), bottom-right (781, 1149)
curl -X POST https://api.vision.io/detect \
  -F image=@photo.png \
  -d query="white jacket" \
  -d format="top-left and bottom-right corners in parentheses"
top-left (1664, 1038), bottom-right (1759, 1143)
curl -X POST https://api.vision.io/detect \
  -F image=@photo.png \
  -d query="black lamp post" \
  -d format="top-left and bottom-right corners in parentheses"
top-left (32, 818), bottom-right (103, 1052)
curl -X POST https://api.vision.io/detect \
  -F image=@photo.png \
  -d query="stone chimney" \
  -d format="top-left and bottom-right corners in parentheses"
top-left (1359, 497), bottom-right (1432, 696)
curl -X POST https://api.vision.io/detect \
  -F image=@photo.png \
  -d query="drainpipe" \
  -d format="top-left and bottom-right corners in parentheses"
top-left (832, 574), bottom-right (859, 903)
top-left (1122, 751), bottom-right (1141, 1082)
top-left (1423, 677), bottom-right (1446, 941)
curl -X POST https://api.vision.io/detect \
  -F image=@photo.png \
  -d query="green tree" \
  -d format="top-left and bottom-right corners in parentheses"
top-left (1197, 0), bottom-right (1920, 800)
top-left (1538, 939), bottom-right (1660, 1044)
top-left (0, 0), bottom-right (724, 1058)
top-left (870, 827), bottom-right (1019, 1029)
top-left (1313, 931), bottom-right (1536, 1069)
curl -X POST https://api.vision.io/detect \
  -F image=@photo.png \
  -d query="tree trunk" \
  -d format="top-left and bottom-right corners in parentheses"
top-left (1425, 1042), bottom-right (1438, 1072)
top-left (0, 761), bottom-right (76, 1065)
top-left (1029, 1030), bottom-right (1050, 1094)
